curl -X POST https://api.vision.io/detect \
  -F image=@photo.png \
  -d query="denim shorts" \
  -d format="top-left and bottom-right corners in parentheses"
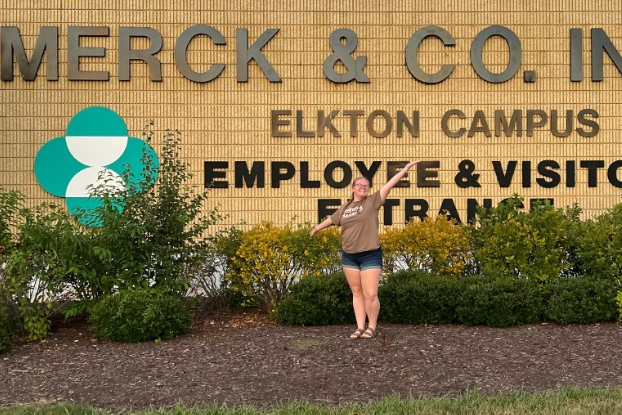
top-left (341, 247), bottom-right (383, 271)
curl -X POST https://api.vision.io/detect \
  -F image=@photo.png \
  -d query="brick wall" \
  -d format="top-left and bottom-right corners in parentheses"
top-left (1, 0), bottom-right (621, 229)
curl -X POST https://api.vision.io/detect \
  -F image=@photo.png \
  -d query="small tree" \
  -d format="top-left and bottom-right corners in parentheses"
top-left (75, 125), bottom-right (223, 298)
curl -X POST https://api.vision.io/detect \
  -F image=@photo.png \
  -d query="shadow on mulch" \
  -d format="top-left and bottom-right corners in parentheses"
top-left (1, 308), bottom-right (621, 410)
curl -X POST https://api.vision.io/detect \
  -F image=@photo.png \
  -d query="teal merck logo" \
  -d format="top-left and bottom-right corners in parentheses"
top-left (34, 106), bottom-right (159, 225)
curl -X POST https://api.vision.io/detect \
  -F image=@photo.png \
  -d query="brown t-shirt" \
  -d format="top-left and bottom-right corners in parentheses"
top-left (330, 191), bottom-right (384, 254)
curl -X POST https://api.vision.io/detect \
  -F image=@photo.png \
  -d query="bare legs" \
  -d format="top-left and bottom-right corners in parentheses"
top-left (343, 267), bottom-right (381, 332)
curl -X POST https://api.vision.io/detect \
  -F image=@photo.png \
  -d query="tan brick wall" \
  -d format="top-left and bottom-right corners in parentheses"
top-left (2, 0), bottom-right (622, 230)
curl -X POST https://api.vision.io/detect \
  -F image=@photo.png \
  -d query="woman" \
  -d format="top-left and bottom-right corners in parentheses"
top-left (310, 161), bottom-right (420, 339)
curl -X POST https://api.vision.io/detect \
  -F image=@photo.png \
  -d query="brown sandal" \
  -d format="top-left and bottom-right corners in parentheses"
top-left (349, 328), bottom-right (365, 339)
top-left (360, 326), bottom-right (376, 339)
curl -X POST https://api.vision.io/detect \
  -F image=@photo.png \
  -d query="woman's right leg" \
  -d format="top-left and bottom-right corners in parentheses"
top-left (360, 268), bottom-right (381, 331)
top-left (343, 267), bottom-right (366, 330)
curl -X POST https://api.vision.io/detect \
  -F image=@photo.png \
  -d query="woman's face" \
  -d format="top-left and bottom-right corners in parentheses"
top-left (352, 178), bottom-right (370, 198)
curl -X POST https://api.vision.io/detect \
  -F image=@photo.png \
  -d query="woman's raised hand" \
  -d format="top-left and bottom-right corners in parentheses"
top-left (404, 160), bottom-right (421, 170)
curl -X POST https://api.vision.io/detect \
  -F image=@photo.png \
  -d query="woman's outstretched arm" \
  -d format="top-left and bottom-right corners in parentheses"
top-left (310, 217), bottom-right (334, 236)
top-left (379, 160), bottom-right (420, 202)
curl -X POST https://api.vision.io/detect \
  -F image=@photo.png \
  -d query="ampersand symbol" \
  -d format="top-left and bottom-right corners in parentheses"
top-left (323, 29), bottom-right (370, 84)
top-left (455, 159), bottom-right (481, 188)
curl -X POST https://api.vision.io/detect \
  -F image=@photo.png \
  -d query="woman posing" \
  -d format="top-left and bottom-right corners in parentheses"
top-left (310, 161), bottom-right (420, 339)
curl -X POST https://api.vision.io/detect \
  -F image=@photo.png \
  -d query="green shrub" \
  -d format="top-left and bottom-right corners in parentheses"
top-left (89, 289), bottom-right (191, 342)
top-left (0, 297), bottom-right (19, 353)
top-left (379, 270), bottom-right (460, 324)
top-left (4, 205), bottom-right (78, 339)
top-left (273, 272), bottom-right (354, 325)
top-left (0, 187), bottom-right (24, 254)
top-left (544, 278), bottom-right (619, 324)
top-left (1, 189), bottom-right (71, 340)
top-left (617, 291), bottom-right (622, 321)
top-left (473, 196), bottom-right (581, 284)
top-left (574, 204), bottom-right (622, 280)
top-left (456, 275), bottom-right (543, 327)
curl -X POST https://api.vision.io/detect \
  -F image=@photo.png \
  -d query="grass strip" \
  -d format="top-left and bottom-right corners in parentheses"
top-left (2, 387), bottom-right (622, 415)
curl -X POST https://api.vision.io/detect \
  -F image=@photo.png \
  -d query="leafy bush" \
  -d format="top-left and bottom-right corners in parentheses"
top-left (2, 189), bottom-right (87, 339)
top-left (229, 222), bottom-right (341, 311)
top-left (573, 203), bottom-right (622, 280)
top-left (544, 277), bottom-right (619, 324)
top-left (617, 291), bottom-right (622, 321)
top-left (274, 272), bottom-right (354, 325)
top-left (288, 223), bottom-right (342, 277)
top-left (0, 187), bottom-right (24, 254)
top-left (456, 275), bottom-right (543, 327)
top-left (379, 270), bottom-right (460, 324)
top-left (381, 214), bottom-right (473, 278)
top-left (1, 188), bottom-right (24, 348)
top-left (4, 205), bottom-right (77, 338)
top-left (473, 196), bottom-right (581, 284)
top-left (89, 289), bottom-right (191, 342)
top-left (0, 296), bottom-right (19, 353)
top-left (228, 222), bottom-right (293, 311)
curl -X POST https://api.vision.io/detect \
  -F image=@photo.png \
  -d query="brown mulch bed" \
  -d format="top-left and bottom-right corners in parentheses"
top-left (1, 310), bottom-right (622, 410)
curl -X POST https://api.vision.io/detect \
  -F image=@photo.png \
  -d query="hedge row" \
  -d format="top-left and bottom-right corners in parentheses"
top-left (274, 270), bottom-right (620, 327)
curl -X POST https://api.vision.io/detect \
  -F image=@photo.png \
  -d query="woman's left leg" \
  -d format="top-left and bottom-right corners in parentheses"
top-left (360, 268), bottom-right (381, 330)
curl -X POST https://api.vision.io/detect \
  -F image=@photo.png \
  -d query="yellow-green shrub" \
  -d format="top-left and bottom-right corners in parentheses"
top-left (381, 214), bottom-right (473, 278)
top-left (227, 222), bottom-right (341, 312)
top-left (288, 224), bottom-right (341, 277)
